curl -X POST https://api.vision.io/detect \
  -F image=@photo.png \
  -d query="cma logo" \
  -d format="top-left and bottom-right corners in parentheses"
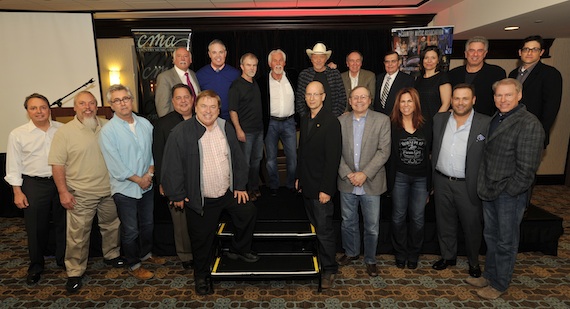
top-left (136, 33), bottom-right (189, 48)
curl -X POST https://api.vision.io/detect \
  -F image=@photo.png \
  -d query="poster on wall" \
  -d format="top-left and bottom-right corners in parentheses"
top-left (132, 29), bottom-right (192, 121)
top-left (391, 26), bottom-right (454, 76)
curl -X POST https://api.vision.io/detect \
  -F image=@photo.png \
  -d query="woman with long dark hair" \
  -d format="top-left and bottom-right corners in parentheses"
top-left (389, 87), bottom-right (432, 270)
top-left (414, 46), bottom-right (451, 121)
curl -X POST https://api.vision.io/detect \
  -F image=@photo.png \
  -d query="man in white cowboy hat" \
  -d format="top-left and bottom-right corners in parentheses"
top-left (295, 42), bottom-right (346, 117)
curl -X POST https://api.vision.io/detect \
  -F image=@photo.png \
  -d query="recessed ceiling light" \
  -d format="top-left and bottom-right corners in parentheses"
top-left (535, 20), bottom-right (543, 23)
top-left (504, 26), bottom-right (519, 31)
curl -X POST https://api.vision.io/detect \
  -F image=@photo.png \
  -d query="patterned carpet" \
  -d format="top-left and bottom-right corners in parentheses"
top-left (1, 185), bottom-right (569, 308)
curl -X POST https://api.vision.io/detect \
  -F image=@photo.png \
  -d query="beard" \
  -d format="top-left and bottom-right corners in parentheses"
top-left (82, 115), bottom-right (98, 131)
top-left (272, 66), bottom-right (284, 75)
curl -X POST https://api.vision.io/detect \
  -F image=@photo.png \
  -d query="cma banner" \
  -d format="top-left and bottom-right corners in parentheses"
top-left (132, 29), bottom-right (192, 120)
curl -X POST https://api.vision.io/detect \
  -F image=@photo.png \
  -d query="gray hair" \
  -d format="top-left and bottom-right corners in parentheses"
top-left (106, 84), bottom-right (133, 103)
top-left (465, 36), bottom-right (489, 51)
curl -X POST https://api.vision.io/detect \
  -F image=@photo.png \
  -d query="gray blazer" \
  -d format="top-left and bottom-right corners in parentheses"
top-left (477, 105), bottom-right (545, 200)
top-left (432, 111), bottom-right (490, 206)
top-left (155, 67), bottom-right (200, 117)
top-left (338, 110), bottom-right (391, 195)
top-left (341, 69), bottom-right (376, 103)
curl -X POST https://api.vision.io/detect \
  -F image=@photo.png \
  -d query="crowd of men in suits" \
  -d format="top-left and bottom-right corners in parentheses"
top-left (4, 34), bottom-right (562, 298)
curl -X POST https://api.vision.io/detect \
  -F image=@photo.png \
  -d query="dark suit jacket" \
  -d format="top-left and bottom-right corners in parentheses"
top-left (338, 110), bottom-right (390, 195)
top-left (508, 61), bottom-right (562, 146)
top-left (432, 111), bottom-right (490, 205)
top-left (373, 71), bottom-right (415, 116)
top-left (152, 111), bottom-right (185, 184)
top-left (448, 63), bottom-right (506, 117)
top-left (155, 68), bottom-right (200, 117)
top-left (297, 108), bottom-right (342, 199)
top-left (477, 105), bottom-right (545, 201)
top-left (341, 69), bottom-right (376, 103)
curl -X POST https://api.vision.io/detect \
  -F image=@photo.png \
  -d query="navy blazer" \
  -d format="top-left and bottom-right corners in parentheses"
top-left (508, 61), bottom-right (562, 147)
top-left (373, 71), bottom-right (415, 116)
top-left (432, 111), bottom-right (490, 206)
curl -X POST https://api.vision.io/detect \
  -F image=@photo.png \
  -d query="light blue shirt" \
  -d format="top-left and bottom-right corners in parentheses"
top-left (435, 110), bottom-right (474, 178)
top-left (99, 113), bottom-right (154, 199)
top-left (352, 112), bottom-right (367, 195)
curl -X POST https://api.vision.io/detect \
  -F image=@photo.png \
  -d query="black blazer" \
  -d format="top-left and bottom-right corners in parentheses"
top-left (297, 108), bottom-right (342, 199)
top-left (432, 111), bottom-right (490, 205)
top-left (508, 61), bottom-right (562, 146)
top-left (373, 71), bottom-right (415, 116)
top-left (448, 63), bottom-right (506, 117)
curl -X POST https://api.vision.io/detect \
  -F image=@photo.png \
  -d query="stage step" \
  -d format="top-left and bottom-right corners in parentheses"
top-left (211, 253), bottom-right (319, 278)
top-left (217, 221), bottom-right (316, 238)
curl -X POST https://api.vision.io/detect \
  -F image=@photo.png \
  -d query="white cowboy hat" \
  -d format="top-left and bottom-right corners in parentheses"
top-left (306, 42), bottom-right (332, 60)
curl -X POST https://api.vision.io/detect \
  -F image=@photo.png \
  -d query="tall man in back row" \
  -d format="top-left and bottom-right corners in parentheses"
top-left (161, 90), bottom-right (258, 296)
top-left (448, 36), bottom-right (506, 116)
top-left (468, 78), bottom-right (545, 300)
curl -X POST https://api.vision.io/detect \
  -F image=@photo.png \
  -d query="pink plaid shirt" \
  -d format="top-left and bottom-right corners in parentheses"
top-left (200, 123), bottom-right (231, 198)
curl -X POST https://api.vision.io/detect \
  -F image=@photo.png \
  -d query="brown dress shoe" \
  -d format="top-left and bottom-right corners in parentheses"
top-left (130, 267), bottom-right (154, 280)
top-left (145, 256), bottom-right (166, 265)
top-left (337, 254), bottom-right (358, 266)
top-left (477, 286), bottom-right (504, 300)
top-left (321, 273), bottom-right (336, 289)
top-left (466, 276), bottom-right (489, 288)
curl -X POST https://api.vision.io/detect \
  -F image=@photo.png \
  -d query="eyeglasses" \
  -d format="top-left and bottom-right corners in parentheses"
top-left (521, 47), bottom-right (542, 54)
top-left (305, 93), bottom-right (323, 98)
top-left (110, 96), bottom-right (132, 105)
top-left (350, 95), bottom-right (370, 101)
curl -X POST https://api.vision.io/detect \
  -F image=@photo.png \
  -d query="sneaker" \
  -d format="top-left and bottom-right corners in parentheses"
top-left (477, 286), bottom-right (504, 300)
top-left (466, 276), bottom-right (489, 288)
top-left (145, 256), bottom-right (166, 265)
top-left (129, 267), bottom-right (154, 280)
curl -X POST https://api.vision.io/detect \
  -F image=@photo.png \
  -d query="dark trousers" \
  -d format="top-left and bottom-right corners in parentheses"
top-left (186, 190), bottom-right (257, 279)
top-left (303, 196), bottom-right (338, 275)
top-left (21, 175), bottom-right (66, 274)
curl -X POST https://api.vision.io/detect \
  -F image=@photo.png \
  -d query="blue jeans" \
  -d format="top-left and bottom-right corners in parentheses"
top-left (265, 118), bottom-right (297, 189)
top-left (340, 192), bottom-right (381, 264)
top-left (241, 130), bottom-right (264, 191)
top-left (482, 190), bottom-right (528, 292)
top-left (113, 190), bottom-right (154, 269)
top-left (391, 171), bottom-right (429, 263)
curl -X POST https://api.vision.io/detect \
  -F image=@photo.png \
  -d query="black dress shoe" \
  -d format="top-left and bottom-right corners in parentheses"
top-left (195, 277), bottom-right (213, 295)
top-left (104, 257), bottom-right (125, 268)
top-left (182, 260), bottom-right (194, 270)
top-left (469, 264), bottom-right (482, 278)
top-left (26, 273), bottom-right (41, 285)
top-left (226, 251), bottom-right (260, 263)
top-left (407, 261), bottom-right (418, 269)
top-left (366, 263), bottom-right (378, 277)
top-left (395, 260), bottom-right (406, 269)
top-left (432, 258), bottom-right (457, 270)
top-left (66, 276), bottom-right (82, 293)
top-left (270, 189), bottom-right (278, 197)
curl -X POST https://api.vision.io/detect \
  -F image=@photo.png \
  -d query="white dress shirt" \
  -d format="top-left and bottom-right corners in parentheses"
top-left (4, 120), bottom-right (62, 186)
top-left (269, 72), bottom-right (295, 118)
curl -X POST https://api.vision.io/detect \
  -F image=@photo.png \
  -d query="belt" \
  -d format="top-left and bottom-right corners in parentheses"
top-left (270, 115), bottom-right (294, 121)
top-left (435, 170), bottom-right (465, 181)
top-left (22, 174), bottom-right (53, 181)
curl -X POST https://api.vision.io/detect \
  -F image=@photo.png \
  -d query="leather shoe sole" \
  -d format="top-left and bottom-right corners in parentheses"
top-left (432, 258), bottom-right (457, 270)
top-left (66, 276), bottom-right (82, 293)
top-left (26, 273), bottom-right (40, 285)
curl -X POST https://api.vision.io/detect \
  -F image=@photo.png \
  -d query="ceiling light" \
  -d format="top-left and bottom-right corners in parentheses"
top-left (504, 26), bottom-right (519, 31)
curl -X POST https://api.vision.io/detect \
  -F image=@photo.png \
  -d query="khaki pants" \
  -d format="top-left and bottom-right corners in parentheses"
top-left (169, 205), bottom-right (193, 262)
top-left (65, 190), bottom-right (121, 277)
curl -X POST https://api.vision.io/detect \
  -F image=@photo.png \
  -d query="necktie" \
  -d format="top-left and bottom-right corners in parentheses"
top-left (381, 75), bottom-right (391, 109)
top-left (184, 72), bottom-right (196, 100)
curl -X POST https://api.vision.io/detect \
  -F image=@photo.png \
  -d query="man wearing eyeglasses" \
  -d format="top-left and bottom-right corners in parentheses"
top-left (508, 35), bottom-right (562, 147)
top-left (448, 36), bottom-right (506, 117)
top-left (374, 51), bottom-right (414, 115)
top-left (99, 84), bottom-right (166, 281)
top-left (337, 86), bottom-right (390, 278)
top-left (296, 81), bottom-right (342, 289)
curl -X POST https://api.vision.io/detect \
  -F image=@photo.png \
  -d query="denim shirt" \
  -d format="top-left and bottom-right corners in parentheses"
top-left (99, 113), bottom-right (154, 199)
